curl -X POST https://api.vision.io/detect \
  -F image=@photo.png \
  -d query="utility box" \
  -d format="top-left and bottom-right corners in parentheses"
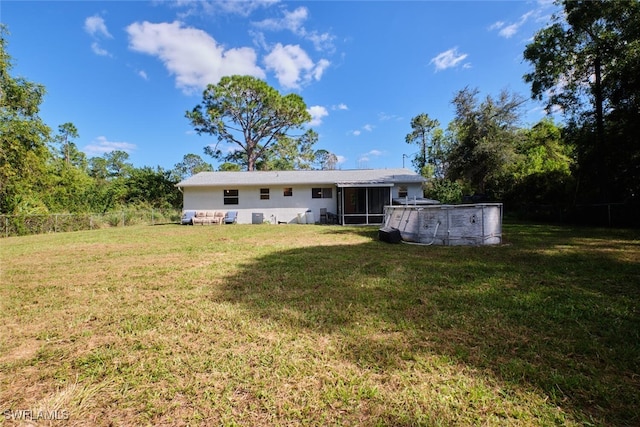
top-left (252, 212), bottom-right (264, 224)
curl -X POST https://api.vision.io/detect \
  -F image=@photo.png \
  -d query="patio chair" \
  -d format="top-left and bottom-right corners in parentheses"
top-left (224, 211), bottom-right (238, 224)
top-left (320, 208), bottom-right (328, 224)
top-left (327, 211), bottom-right (338, 224)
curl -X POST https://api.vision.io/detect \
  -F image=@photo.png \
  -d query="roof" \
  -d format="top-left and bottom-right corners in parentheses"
top-left (176, 169), bottom-right (426, 188)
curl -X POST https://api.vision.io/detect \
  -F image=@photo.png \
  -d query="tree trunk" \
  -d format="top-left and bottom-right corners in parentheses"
top-left (246, 144), bottom-right (256, 171)
top-left (594, 55), bottom-right (608, 201)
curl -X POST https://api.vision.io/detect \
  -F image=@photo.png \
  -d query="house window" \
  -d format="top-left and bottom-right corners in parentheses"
top-left (312, 188), bottom-right (333, 199)
top-left (283, 187), bottom-right (293, 197)
top-left (398, 185), bottom-right (408, 198)
top-left (260, 188), bottom-right (270, 200)
top-left (223, 189), bottom-right (239, 205)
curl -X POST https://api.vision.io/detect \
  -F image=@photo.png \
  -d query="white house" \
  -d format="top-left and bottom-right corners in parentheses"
top-left (176, 169), bottom-right (426, 225)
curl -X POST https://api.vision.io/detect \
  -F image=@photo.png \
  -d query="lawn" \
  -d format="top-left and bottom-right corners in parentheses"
top-left (1, 223), bottom-right (639, 426)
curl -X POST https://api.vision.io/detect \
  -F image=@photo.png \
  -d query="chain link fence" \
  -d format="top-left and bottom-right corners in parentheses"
top-left (1, 209), bottom-right (182, 238)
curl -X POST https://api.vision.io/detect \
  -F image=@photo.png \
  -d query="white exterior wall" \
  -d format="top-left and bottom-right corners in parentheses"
top-left (392, 183), bottom-right (423, 199)
top-left (183, 185), bottom-right (338, 224)
top-left (183, 181), bottom-right (424, 225)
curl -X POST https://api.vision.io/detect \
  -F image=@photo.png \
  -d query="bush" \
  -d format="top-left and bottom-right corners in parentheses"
top-left (1, 209), bottom-right (182, 237)
top-left (424, 178), bottom-right (464, 204)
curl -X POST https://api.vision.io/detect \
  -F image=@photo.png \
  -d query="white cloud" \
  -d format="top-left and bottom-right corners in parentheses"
top-left (126, 21), bottom-right (265, 93)
top-left (138, 70), bottom-right (148, 80)
top-left (312, 58), bottom-right (330, 80)
top-left (213, 0), bottom-right (281, 17)
top-left (85, 15), bottom-right (113, 57)
top-left (489, 21), bottom-right (505, 31)
top-left (364, 149), bottom-right (382, 157)
top-left (264, 43), bottom-right (329, 89)
top-left (91, 42), bottom-right (111, 57)
top-left (494, 11), bottom-right (534, 39)
top-left (307, 105), bottom-right (328, 126)
top-left (306, 31), bottom-right (335, 53)
top-left (349, 123), bottom-right (374, 136)
top-left (251, 6), bottom-right (333, 87)
top-left (166, 0), bottom-right (279, 19)
top-left (358, 150), bottom-right (384, 166)
top-left (378, 112), bottom-right (402, 122)
top-left (252, 6), bottom-right (335, 52)
top-left (333, 103), bottom-right (348, 111)
top-left (83, 136), bottom-right (136, 156)
top-left (255, 6), bottom-right (308, 33)
top-left (490, 9), bottom-right (545, 39)
top-left (357, 150), bottom-right (383, 165)
top-left (430, 47), bottom-right (469, 72)
top-left (499, 23), bottom-right (520, 39)
top-left (215, 0), bottom-right (280, 16)
top-left (84, 15), bottom-right (112, 38)
top-left (264, 44), bottom-right (311, 88)
top-left (250, 29), bottom-right (269, 51)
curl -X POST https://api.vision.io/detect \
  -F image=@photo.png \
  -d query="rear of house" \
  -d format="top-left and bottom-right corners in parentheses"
top-left (176, 169), bottom-right (426, 225)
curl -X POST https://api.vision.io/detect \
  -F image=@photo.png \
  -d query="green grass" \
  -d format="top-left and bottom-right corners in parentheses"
top-left (1, 223), bottom-right (639, 425)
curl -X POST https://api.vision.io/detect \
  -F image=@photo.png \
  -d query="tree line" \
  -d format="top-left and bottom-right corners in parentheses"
top-left (405, 0), bottom-right (639, 225)
top-left (2, 0), bottom-right (639, 223)
top-left (0, 27), bottom-right (336, 216)
top-left (405, 89), bottom-right (574, 209)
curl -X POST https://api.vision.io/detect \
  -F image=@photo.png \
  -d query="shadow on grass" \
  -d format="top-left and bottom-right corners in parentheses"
top-left (317, 225), bottom-right (380, 240)
top-left (220, 224), bottom-right (640, 425)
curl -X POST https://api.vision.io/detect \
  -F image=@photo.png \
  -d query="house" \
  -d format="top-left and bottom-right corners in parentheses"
top-left (176, 169), bottom-right (426, 225)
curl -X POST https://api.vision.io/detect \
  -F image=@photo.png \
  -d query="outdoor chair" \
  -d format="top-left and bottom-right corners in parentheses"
top-left (327, 211), bottom-right (338, 224)
top-left (224, 211), bottom-right (238, 224)
top-left (320, 208), bottom-right (328, 224)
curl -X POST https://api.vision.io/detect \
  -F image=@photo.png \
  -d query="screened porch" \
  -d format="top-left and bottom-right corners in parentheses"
top-left (336, 184), bottom-right (392, 225)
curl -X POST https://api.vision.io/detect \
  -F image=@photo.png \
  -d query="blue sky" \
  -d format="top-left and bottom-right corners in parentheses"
top-left (3, 0), bottom-right (558, 171)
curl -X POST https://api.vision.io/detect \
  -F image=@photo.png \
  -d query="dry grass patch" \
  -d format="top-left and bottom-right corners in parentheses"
top-left (1, 223), bottom-right (639, 425)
